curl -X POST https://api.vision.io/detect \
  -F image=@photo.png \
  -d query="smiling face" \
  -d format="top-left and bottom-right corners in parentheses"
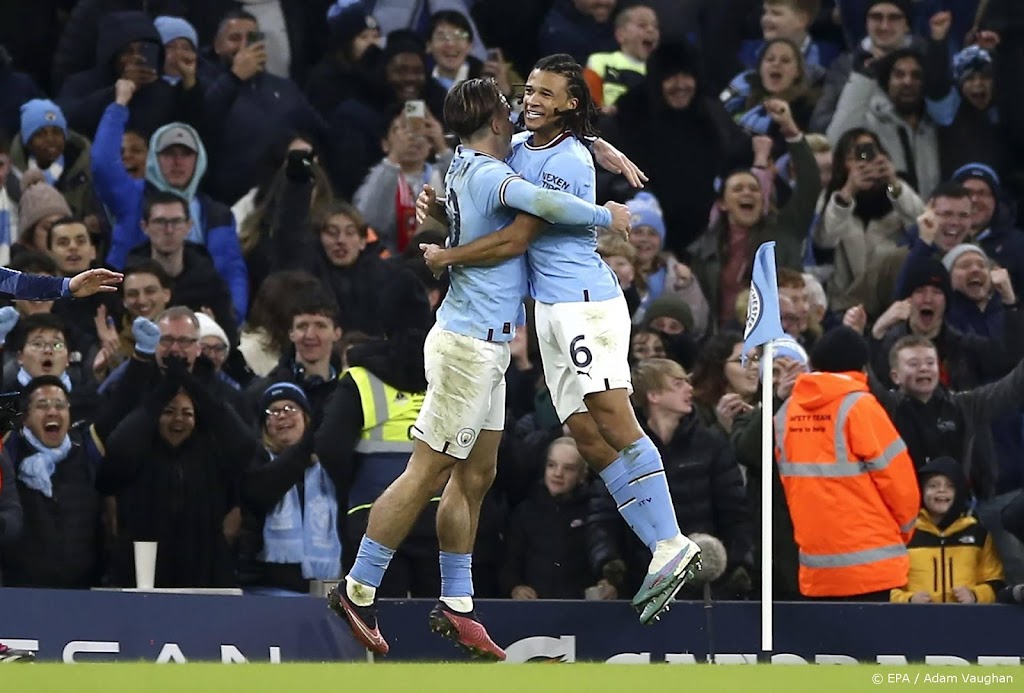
top-left (158, 391), bottom-right (195, 448)
top-left (123, 271), bottom-right (171, 320)
top-left (264, 398), bottom-right (307, 450)
top-left (49, 221), bottom-right (96, 275)
top-left (891, 344), bottom-right (939, 401)
top-left (319, 212), bottom-right (366, 267)
top-left (779, 285), bottom-right (810, 333)
top-left (617, 6), bottom-right (660, 61)
top-left (630, 331), bottom-right (666, 363)
top-left (386, 52), bottom-right (426, 101)
top-left (866, 2), bottom-right (908, 52)
top-left (961, 178), bottom-right (996, 231)
top-left (724, 342), bottom-right (760, 397)
top-left (289, 312), bottom-right (341, 367)
top-left (428, 21), bottom-right (472, 74)
top-left (932, 196), bottom-right (972, 252)
top-left (522, 69), bottom-right (577, 138)
top-left (28, 126), bottom-right (66, 170)
top-left (604, 254), bottom-right (634, 287)
top-left (18, 327), bottom-right (69, 378)
top-left (961, 72), bottom-right (993, 111)
top-left (544, 441), bottom-right (585, 496)
top-left (719, 171), bottom-right (763, 228)
top-left (949, 250), bottom-right (990, 304)
top-left (629, 225), bottom-right (661, 268)
top-left (24, 384), bottom-right (70, 448)
top-left (909, 285), bottom-right (946, 337)
top-left (759, 40), bottom-right (801, 95)
top-left (661, 72), bottom-right (696, 110)
top-left (922, 474), bottom-right (955, 521)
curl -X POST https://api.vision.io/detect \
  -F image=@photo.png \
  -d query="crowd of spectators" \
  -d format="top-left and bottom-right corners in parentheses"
top-left (0, 0), bottom-right (1023, 608)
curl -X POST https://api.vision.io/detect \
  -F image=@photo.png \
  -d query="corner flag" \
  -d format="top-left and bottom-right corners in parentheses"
top-left (742, 241), bottom-right (785, 358)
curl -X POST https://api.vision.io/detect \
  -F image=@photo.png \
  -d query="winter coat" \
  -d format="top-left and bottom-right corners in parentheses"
top-left (0, 450), bottom-right (23, 547)
top-left (499, 483), bottom-right (594, 599)
top-left (10, 130), bottom-right (97, 222)
top-left (0, 428), bottom-right (101, 587)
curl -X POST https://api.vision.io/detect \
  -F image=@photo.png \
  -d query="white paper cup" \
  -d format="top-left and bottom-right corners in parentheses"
top-left (133, 541), bottom-right (158, 589)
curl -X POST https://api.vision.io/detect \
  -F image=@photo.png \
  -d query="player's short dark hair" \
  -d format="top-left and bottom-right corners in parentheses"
top-left (444, 78), bottom-right (505, 140)
top-left (143, 190), bottom-right (189, 222)
top-left (525, 54), bottom-right (600, 140)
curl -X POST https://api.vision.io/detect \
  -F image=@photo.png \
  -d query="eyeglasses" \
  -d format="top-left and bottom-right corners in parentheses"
top-left (201, 343), bottom-right (227, 355)
top-left (158, 335), bottom-right (199, 348)
top-left (867, 11), bottom-right (905, 23)
top-left (25, 340), bottom-right (66, 352)
top-left (727, 355), bottom-right (761, 366)
top-left (147, 217), bottom-right (189, 230)
top-left (433, 30), bottom-right (469, 43)
top-left (32, 399), bottom-right (69, 412)
top-left (265, 404), bottom-right (301, 418)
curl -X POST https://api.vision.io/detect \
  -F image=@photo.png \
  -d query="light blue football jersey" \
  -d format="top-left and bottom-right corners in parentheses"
top-left (508, 131), bottom-right (621, 304)
top-left (435, 147), bottom-right (528, 342)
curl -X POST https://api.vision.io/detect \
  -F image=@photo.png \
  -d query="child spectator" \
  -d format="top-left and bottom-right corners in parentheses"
top-left (585, 5), bottom-right (660, 111)
top-left (891, 457), bottom-right (1005, 603)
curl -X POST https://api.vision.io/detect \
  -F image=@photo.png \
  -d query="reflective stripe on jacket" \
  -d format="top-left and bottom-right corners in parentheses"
top-left (346, 367), bottom-right (426, 514)
top-left (774, 371), bottom-right (920, 597)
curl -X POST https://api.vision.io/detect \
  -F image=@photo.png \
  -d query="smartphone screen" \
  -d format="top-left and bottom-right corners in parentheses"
top-left (246, 30), bottom-right (266, 45)
top-left (404, 100), bottom-right (426, 134)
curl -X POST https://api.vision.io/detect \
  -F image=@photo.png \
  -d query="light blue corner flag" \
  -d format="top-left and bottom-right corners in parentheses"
top-left (742, 241), bottom-right (785, 359)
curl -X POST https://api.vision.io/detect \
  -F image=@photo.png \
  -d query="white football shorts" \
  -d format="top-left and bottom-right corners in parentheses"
top-left (411, 325), bottom-right (510, 460)
top-left (534, 294), bottom-right (633, 423)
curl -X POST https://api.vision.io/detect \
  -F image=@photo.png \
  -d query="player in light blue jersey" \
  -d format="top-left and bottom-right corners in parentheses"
top-left (420, 55), bottom-right (702, 625)
top-left (329, 78), bottom-right (631, 659)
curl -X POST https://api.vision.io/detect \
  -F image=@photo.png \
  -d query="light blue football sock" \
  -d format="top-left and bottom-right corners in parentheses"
top-left (349, 535), bottom-right (396, 589)
top-left (620, 435), bottom-right (682, 543)
top-left (439, 551), bottom-right (474, 597)
top-left (599, 456), bottom-right (658, 552)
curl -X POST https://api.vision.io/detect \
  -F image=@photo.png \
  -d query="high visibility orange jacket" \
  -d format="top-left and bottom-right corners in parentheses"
top-left (774, 371), bottom-right (920, 597)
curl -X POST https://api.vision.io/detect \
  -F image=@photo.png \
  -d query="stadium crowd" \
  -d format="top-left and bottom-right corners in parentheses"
top-left (0, 0), bottom-right (1023, 615)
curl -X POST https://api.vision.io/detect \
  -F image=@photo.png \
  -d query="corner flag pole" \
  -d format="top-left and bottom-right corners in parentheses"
top-left (742, 241), bottom-right (784, 664)
top-left (760, 339), bottom-right (774, 661)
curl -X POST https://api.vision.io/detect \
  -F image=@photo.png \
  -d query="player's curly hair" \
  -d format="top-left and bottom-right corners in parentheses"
top-left (521, 53), bottom-right (601, 140)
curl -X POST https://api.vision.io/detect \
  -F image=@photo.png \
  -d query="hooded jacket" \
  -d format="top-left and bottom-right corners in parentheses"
top-left (775, 371), bottom-right (920, 597)
top-left (57, 11), bottom-right (195, 138)
top-left (92, 102), bottom-right (248, 323)
top-left (891, 457), bottom-right (1005, 603)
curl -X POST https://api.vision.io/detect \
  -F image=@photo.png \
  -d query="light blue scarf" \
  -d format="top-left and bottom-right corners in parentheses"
top-left (17, 427), bottom-right (72, 498)
top-left (18, 367), bottom-right (72, 392)
top-left (261, 451), bottom-right (342, 580)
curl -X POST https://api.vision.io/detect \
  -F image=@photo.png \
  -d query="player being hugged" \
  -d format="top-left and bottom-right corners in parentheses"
top-left (420, 55), bottom-right (701, 625)
top-left (328, 77), bottom-right (631, 660)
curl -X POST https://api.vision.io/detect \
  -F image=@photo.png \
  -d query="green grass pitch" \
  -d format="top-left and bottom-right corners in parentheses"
top-left (3, 664), bottom-right (1015, 693)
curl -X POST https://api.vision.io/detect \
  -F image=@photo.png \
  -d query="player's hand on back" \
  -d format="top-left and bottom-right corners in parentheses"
top-left (416, 184), bottom-right (437, 225)
top-left (604, 201), bottom-right (631, 238)
top-left (592, 138), bottom-right (648, 188)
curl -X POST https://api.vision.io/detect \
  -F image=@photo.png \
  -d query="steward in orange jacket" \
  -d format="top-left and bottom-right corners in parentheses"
top-left (774, 327), bottom-right (920, 598)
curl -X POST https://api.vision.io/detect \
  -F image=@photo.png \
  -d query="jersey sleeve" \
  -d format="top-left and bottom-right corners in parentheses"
top-left (463, 158), bottom-right (523, 215)
top-left (500, 176), bottom-right (612, 228)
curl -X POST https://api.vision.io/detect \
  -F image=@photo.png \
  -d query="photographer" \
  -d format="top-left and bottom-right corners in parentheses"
top-left (812, 127), bottom-right (924, 317)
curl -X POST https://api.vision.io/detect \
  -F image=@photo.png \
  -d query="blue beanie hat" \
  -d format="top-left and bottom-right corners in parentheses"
top-left (20, 99), bottom-right (67, 144)
top-left (626, 192), bottom-right (666, 243)
top-left (259, 382), bottom-right (310, 424)
top-left (154, 16), bottom-right (198, 49)
top-left (952, 45), bottom-right (993, 84)
top-left (952, 162), bottom-right (1001, 199)
top-left (759, 334), bottom-right (808, 379)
